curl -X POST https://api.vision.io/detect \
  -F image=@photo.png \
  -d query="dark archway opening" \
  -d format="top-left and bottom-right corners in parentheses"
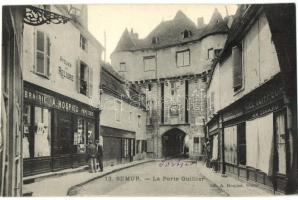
top-left (162, 128), bottom-right (187, 158)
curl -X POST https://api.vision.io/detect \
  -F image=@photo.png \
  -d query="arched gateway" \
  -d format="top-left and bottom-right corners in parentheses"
top-left (162, 128), bottom-right (188, 158)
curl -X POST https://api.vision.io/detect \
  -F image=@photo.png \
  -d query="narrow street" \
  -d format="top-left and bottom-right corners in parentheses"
top-left (71, 159), bottom-right (271, 196)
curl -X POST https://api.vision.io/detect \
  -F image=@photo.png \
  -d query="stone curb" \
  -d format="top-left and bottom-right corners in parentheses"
top-left (23, 166), bottom-right (89, 183)
top-left (67, 160), bottom-right (154, 196)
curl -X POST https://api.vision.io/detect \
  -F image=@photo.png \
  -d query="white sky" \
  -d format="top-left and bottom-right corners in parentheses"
top-left (88, 4), bottom-right (238, 63)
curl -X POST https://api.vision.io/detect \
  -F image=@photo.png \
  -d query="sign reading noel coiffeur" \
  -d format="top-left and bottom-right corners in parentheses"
top-left (24, 89), bottom-right (94, 117)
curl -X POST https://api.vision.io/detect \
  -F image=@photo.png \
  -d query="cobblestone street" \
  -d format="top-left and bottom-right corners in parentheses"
top-left (71, 160), bottom-right (273, 196)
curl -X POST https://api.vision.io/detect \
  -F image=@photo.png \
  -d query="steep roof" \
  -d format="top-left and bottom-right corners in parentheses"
top-left (113, 9), bottom-right (229, 53)
top-left (220, 5), bottom-right (262, 62)
top-left (100, 63), bottom-right (146, 108)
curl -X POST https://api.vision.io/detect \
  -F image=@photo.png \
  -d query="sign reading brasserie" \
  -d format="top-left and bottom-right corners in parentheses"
top-left (24, 88), bottom-right (94, 117)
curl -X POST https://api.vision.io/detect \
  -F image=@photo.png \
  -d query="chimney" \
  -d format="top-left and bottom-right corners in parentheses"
top-left (226, 15), bottom-right (234, 29)
top-left (197, 17), bottom-right (204, 29)
top-left (130, 28), bottom-right (139, 40)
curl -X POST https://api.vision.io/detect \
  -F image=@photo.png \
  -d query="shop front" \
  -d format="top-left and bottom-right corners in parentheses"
top-left (23, 82), bottom-right (100, 177)
top-left (220, 75), bottom-right (290, 193)
top-left (100, 126), bottom-right (135, 167)
top-left (207, 117), bottom-right (220, 171)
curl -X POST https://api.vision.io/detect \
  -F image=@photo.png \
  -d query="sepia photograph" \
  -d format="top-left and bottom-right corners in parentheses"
top-left (0, 1), bottom-right (297, 197)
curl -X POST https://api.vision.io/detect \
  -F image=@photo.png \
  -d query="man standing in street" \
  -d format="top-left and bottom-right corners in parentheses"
top-left (96, 136), bottom-right (104, 172)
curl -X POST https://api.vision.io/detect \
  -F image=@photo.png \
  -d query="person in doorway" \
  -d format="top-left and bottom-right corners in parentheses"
top-left (96, 136), bottom-right (104, 172)
top-left (87, 142), bottom-right (97, 173)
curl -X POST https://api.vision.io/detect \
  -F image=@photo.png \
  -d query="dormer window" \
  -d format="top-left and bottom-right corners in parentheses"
top-left (182, 30), bottom-right (192, 39)
top-left (152, 36), bottom-right (159, 44)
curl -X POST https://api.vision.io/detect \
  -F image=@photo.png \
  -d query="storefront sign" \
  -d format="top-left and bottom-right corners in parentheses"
top-left (58, 56), bottom-right (74, 81)
top-left (24, 88), bottom-right (95, 118)
top-left (244, 86), bottom-right (283, 112)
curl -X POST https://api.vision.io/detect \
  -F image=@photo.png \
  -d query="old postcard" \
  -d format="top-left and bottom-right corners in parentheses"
top-left (1, 2), bottom-right (297, 197)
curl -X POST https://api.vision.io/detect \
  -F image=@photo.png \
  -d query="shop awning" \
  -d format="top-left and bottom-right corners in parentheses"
top-left (100, 126), bottom-right (135, 139)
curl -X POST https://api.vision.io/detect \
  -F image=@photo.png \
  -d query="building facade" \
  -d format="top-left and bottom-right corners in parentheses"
top-left (206, 5), bottom-right (297, 194)
top-left (22, 5), bottom-right (103, 177)
top-left (100, 64), bottom-right (147, 166)
top-left (111, 10), bottom-right (229, 159)
top-left (1, 6), bottom-right (25, 197)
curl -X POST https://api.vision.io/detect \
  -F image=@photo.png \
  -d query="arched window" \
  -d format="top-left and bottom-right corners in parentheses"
top-left (152, 36), bottom-right (159, 44)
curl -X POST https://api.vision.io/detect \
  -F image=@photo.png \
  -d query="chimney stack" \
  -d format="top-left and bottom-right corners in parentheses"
top-left (197, 17), bottom-right (205, 29)
top-left (226, 15), bottom-right (234, 29)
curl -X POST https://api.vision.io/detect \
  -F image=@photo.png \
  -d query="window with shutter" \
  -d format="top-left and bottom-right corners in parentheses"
top-left (176, 50), bottom-right (190, 67)
top-left (78, 61), bottom-right (88, 96)
top-left (35, 30), bottom-right (50, 77)
top-left (232, 44), bottom-right (243, 92)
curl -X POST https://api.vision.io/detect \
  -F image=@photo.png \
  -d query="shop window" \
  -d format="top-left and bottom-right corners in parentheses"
top-left (131, 139), bottom-right (135, 156)
top-left (33, 106), bottom-right (51, 157)
top-left (115, 100), bottom-right (121, 122)
top-left (193, 137), bottom-right (200, 153)
top-left (123, 139), bottom-right (129, 158)
top-left (246, 113), bottom-right (274, 175)
top-left (136, 140), bottom-right (140, 154)
top-left (23, 104), bottom-right (31, 158)
top-left (87, 121), bottom-right (95, 144)
top-left (232, 43), bottom-right (243, 92)
top-left (275, 111), bottom-right (286, 175)
top-left (74, 118), bottom-right (86, 153)
top-left (119, 62), bottom-right (126, 72)
top-left (36, 30), bottom-right (50, 77)
top-left (237, 123), bottom-right (246, 165)
top-left (144, 56), bottom-right (156, 71)
top-left (80, 34), bottom-right (88, 51)
top-left (176, 49), bottom-right (190, 67)
top-left (224, 126), bottom-right (237, 165)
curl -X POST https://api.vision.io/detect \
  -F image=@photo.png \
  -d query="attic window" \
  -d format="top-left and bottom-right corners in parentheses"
top-left (182, 30), bottom-right (192, 39)
top-left (152, 37), bottom-right (159, 44)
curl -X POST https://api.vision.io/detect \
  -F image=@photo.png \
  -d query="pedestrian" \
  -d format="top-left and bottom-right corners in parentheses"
top-left (87, 142), bottom-right (97, 173)
top-left (96, 136), bottom-right (104, 172)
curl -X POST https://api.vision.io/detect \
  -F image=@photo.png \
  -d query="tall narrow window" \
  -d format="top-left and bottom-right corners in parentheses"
top-left (176, 50), bottom-right (190, 67)
top-left (80, 34), bottom-right (88, 51)
top-left (79, 62), bottom-right (88, 95)
top-left (144, 56), bottom-right (156, 71)
top-left (36, 30), bottom-right (50, 77)
top-left (232, 44), bottom-right (243, 92)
